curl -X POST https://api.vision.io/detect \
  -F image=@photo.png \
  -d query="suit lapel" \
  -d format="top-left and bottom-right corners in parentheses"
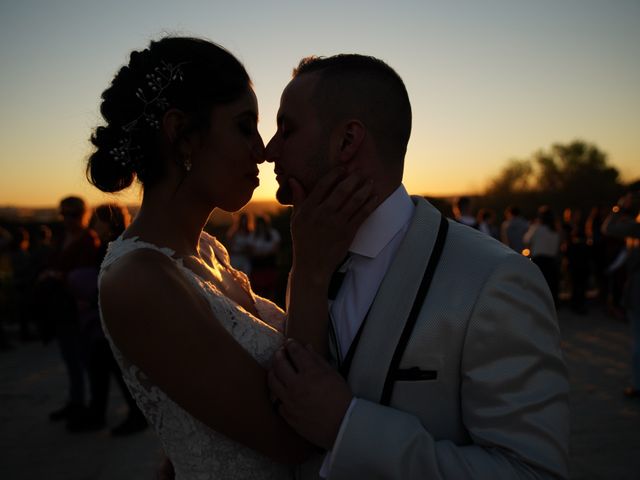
top-left (346, 197), bottom-right (443, 401)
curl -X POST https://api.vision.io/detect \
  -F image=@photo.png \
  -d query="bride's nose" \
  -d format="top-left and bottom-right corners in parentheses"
top-left (252, 135), bottom-right (266, 164)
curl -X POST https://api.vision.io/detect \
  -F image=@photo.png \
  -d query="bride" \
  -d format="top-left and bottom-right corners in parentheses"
top-left (87, 37), bottom-right (374, 479)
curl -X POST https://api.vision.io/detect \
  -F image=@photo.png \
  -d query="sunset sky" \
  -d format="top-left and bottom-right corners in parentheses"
top-left (1, 0), bottom-right (639, 208)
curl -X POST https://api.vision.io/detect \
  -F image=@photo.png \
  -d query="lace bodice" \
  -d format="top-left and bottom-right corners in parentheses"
top-left (99, 232), bottom-right (292, 480)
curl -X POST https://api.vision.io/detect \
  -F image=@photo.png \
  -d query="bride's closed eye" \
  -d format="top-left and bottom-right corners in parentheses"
top-left (238, 119), bottom-right (257, 137)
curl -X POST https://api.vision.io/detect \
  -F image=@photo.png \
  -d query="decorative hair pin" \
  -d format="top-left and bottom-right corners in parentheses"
top-left (109, 60), bottom-right (186, 167)
top-left (123, 61), bottom-right (185, 133)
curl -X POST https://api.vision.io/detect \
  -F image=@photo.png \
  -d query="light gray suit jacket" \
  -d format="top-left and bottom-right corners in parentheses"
top-left (300, 197), bottom-right (570, 479)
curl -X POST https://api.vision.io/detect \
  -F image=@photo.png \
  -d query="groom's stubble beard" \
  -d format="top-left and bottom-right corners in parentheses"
top-left (275, 180), bottom-right (294, 206)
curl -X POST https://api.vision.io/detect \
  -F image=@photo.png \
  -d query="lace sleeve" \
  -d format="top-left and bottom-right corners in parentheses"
top-left (201, 231), bottom-right (232, 265)
top-left (202, 232), bottom-right (287, 333)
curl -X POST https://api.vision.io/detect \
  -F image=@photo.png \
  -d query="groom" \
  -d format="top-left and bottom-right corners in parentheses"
top-left (266, 54), bottom-right (570, 479)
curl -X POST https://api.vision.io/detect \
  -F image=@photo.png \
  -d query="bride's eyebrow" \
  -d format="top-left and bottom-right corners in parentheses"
top-left (235, 110), bottom-right (259, 123)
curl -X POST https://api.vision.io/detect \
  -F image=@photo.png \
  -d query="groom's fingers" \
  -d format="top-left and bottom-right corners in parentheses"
top-left (267, 370), bottom-right (288, 405)
top-left (271, 347), bottom-right (298, 386)
top-left (304, 343), bottom-right (331, 365)
top-left (339, 178), bottom-right (374, 221)
top-left (321, 173), bottom-right (366, 213)
top-left (304, 167), bottom-right (345, 207)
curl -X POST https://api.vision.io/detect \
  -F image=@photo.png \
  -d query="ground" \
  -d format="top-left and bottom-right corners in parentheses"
top-left (1, 306), bottom-right (638, 479)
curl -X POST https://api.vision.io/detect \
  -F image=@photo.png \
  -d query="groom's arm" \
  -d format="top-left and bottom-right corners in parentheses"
top-left (271, 255), bottom-right (570, 479)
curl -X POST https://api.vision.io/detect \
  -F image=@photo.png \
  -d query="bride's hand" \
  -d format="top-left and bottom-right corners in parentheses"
top-left (289, 167), bottom-right (377, 280)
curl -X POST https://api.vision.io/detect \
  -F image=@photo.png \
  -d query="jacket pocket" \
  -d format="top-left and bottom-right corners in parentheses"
top-left (394, 366), bottom-right (438, 381)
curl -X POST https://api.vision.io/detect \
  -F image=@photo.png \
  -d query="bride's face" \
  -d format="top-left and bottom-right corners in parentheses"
top-left (189, 89), bottom-right (265, 211)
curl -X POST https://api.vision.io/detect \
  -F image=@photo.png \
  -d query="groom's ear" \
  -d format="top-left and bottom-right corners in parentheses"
top-left (337, 120), bottom-right (365, 163)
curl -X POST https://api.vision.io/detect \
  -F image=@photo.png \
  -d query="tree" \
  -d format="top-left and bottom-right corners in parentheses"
top-left (485, 159), bottom-right (533, 194)
top-left (535, 142), bottom-right (621, 208)
top-left (483, 140), bottom-right (625, 218)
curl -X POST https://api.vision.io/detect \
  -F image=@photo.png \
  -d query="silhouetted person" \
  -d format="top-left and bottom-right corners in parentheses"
top-left (37, 196), bottom-right (99, 424)
top-left (7, 227), bottom-right (37, 340)
top-left (501, 205), bottom-right (529, 253)
top-left (452, 196), bottom-right (477, 228)
top-left (604, 234), bottom-right (628, 320)
top-left (66, 203), bottom-right (147, 434)
top-left (28, 225), bottom-right (54, 339)
top-left (476, 208), bottom-right (499, 239)
top-left (524, 206), bottom-right (561, 306)
top-left (226, 212), bottom-right (255, 275)
top-left (0, 225), bottom-right (11, 250)
top-left (29, 225), bottom-right (53, 279)
top-left (586, 206), bottom-right (609, 304)
top-left (564, 208), bottom-right (590, 314)
top-left (602, 189), bottom-right (640, 399)
top-left (0, 226), bottom-right (14, 348)
top-left (249, 214), bottom-right (281, 300)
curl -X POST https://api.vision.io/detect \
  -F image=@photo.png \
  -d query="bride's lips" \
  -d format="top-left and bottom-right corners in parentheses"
top-left (245, 170), bottom-right (260, 186)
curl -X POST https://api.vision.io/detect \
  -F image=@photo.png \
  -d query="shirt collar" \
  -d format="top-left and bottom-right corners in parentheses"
top-left (349, 184), bottom-right (415, 258)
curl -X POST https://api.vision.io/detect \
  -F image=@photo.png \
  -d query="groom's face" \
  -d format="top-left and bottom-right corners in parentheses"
top-left (266, 74), bottom-right (331, 206)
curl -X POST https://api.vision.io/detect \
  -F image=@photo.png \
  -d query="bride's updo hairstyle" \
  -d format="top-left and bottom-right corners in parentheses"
top-left (87, 37), bottom-right (251, 193)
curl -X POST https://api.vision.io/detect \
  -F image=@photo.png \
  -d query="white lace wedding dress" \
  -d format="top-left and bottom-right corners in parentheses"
top-left (99, 232), bottom-right (293, 480)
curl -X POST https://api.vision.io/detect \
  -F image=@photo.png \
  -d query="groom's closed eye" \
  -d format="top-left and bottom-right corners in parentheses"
top-left (276, 115), bottom-right (294, 139)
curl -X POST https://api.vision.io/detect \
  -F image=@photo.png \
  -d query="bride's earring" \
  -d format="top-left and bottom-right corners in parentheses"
top-left (183, 154), bottom-right (192, 172)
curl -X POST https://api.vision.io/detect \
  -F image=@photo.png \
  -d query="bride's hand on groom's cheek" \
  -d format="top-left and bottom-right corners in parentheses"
top-left (268, 340), bottom-right (352, 450)
top-left (290, 167), bottom-right (377, 276)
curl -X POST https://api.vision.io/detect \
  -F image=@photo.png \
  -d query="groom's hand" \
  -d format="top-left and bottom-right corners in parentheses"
top-left (268, 339), bottom-right (352, 450)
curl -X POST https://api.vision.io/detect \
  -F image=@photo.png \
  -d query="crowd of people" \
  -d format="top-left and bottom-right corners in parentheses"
top-left (0, 196), bottom-right (147, 435)
top-left (451, 196), bottom-right (633, 319)
top-left (225, 212), bottom-right (282, 300)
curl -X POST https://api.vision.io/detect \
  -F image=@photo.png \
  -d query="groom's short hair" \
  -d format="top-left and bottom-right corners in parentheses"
top-left (293, 54), bottom-right (412, 166)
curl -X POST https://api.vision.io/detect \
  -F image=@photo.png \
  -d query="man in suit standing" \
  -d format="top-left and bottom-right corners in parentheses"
top-left (501, 205), bottom-right (530, 253)
top-left (266, 54), bottom-right (569, 479)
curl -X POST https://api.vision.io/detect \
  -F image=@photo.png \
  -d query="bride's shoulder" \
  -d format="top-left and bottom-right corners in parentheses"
top-left (100, 248), bottom-right (182, 306)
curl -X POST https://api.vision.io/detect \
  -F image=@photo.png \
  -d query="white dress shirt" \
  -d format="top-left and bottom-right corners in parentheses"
top-left (321, 184), bottom-right (415, 477)
top-left (330, 184), bottom-right (415, 358)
